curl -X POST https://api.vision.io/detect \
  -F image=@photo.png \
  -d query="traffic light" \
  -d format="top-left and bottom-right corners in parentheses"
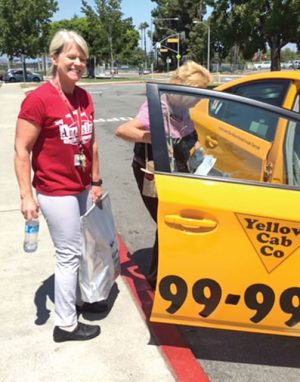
top-left (167, 38), bottom-right (179, 43)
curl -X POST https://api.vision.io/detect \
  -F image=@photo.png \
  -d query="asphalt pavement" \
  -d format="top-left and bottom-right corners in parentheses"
top-left (0, 82), bottom-right (176, 382)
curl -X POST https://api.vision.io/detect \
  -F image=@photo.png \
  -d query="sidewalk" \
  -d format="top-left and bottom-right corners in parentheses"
top-left (0, 83), bottom-right (175, 382)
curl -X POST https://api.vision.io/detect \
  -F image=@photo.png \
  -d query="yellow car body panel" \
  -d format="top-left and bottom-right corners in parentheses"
top-left (151, 173), bottom-right (300, 336)
top-left (215, 70), bottom-right (300, 93)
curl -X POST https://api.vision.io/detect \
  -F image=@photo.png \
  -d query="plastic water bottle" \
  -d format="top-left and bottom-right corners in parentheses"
top-left (23, 219), bottom-right (39, 253)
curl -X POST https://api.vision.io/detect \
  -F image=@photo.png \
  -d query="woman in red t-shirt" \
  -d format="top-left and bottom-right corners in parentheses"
top-left (15, 30), bottom-right (104, 343)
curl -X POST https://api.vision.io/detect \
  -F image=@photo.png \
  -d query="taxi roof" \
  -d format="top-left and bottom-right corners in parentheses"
top-left (215, 70), bottom-right (300, 91)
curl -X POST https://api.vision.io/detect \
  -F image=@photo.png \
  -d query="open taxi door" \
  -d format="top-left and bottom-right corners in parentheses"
top-left (146, 83), bottom-right (300, 337)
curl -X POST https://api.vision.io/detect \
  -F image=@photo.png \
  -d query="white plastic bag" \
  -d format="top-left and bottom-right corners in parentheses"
top-left (79, 192), bottom-right (120, 303)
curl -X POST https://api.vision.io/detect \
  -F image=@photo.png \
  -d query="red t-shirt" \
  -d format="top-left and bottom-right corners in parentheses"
top-left (18, 81), bottom-right (95, 196)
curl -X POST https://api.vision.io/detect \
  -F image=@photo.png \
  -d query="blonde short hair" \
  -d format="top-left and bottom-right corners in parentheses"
top-left (49, 29), bottom-right (89, 76)
top-left (170, 60), bottom-right (212, 88)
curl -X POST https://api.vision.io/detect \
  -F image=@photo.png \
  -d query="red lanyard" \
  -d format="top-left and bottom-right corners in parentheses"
top-left (50, 79), bottom-right (84, 152)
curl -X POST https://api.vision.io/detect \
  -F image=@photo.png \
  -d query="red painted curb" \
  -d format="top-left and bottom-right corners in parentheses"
top-left (118, 235), bottom-right (210, 382)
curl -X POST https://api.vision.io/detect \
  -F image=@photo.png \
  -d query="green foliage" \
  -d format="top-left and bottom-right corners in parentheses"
top-left (2, 0), bottom-right (298, 73)
top-left (187, 23), bottom-right (209, 65)
top-left (117, 19), bottom-right (141, 64)
top-left (281, 47), bottom-right (299, 61)
top-left (0, 0), bottom-right (58, 58)
top-left (126, 47), bottom-right (148, 66)
top-left (152, 0), bottom-right (300, 70)
top-left (49, 17), bottom-right (92, 54)
top-left (207, 0), bottom-right (300, 70)
top-left (81, 0), bottom-right (139, 66)
top-left (139, 22), bottom-right (149, 49)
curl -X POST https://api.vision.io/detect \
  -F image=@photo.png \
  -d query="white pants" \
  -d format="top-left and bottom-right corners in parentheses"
top-left (37, 189), bottom-right (92, 327)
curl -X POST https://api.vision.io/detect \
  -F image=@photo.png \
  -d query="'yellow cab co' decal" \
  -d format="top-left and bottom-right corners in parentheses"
top-left (236, 214), bottom-right (300, 273)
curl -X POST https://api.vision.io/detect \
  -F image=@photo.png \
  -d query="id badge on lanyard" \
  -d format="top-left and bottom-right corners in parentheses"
top-left (74, 153), bottom-right (87, 169)
top-left (51, 80), bottom-right (87, 171)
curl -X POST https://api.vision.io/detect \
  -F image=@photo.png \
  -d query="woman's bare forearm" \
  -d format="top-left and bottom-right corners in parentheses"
top-left (14, 149), bottom-right (33, 200)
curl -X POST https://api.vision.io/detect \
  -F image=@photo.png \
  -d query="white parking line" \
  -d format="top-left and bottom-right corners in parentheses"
top-left (89, 90), bottom-right (104, 95)
top-left (94, 117), bottom-right (133, 124)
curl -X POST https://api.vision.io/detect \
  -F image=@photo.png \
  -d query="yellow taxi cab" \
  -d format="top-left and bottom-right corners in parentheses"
top-left (146, 72), bottom-right (300, 337)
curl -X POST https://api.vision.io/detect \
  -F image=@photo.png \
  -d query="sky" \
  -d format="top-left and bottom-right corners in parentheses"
top-left (53, 0), bottom-right (155, 29)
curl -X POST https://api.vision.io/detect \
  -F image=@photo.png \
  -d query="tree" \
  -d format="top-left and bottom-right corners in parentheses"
top-left (116, 18), bottom-right (140, 65)
top-left (207, 0), bottom-right (300, 71)
top-left (49, 5), bottom-right (140, 77)
top-left (139, 22), bottom-right (149, 54)
top-left (188, 22), bottom-right (212, 66)
top-left (139, 22), bottom-right (149, 67)
top-left (49, 16), bottom-right (96, 77)
top-left (81, 0), bottom-right (139, 76)
top-left (0, 0), bottom-right (58, 78)
top-left (49, 17), bottom-right (91, 43)
top-left (281, 47), bottom-right (299, 62)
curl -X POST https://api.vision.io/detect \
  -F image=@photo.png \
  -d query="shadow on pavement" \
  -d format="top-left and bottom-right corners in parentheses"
top-left (34, 275), bottom-right (120, 325)
top-left (80, 283), bottom-right (120, 322)
top-left (121, 245), bottom-right (192, 348)
top-left (119, 240), bottom-right (210, 381)
top-left (180, 325), bottom-right (300, 368)
top-left (34, 274), bottom-right (54, 326)
top-left (131, 247), bottom-right (153, 277)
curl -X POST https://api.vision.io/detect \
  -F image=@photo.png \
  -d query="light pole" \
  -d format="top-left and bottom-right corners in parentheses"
top-left (150, 17), bottom-right (179, 72)
top-left (193, 20), bottom-right (210, 71)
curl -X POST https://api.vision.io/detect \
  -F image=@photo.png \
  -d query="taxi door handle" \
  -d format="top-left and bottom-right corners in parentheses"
top-left (206, 135), bottom-right (218, 148)
top-left (165, 215), bottom-right (217, 230)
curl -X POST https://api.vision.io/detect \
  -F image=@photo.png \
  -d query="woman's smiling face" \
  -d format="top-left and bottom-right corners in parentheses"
top-left (52, 41), bottom-right (87, 85)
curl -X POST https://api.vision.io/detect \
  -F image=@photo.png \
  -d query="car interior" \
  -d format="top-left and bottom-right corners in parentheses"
top-left (158, 89), bottom-right (300, 188)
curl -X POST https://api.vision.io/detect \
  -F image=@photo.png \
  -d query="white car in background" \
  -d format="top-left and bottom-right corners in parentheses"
top-left (281, 60), bottom-right (300, 69)
top-left (254, 61), bottom-right (271, 70)
top-left (3, 69), bottom-right (43, 82)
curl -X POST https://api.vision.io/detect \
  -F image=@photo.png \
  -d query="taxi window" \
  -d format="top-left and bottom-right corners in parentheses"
top-left (154, 89), bottom-right (300, 188)
top-left (225, 80), bottom-right (291, 107)
top-left (208, 98), bottom-right (277, 141)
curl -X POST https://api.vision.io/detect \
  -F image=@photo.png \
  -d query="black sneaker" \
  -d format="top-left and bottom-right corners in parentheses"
top-left (76, 301), bottom-right (108, 313)
top-left (53, 322), bottom-right (100, 343)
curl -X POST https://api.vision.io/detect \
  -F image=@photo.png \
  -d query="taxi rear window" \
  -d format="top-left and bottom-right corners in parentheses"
top-left (208, 98), bottom-right (278, 142)
top-left (209, 80), bottom-right (291, 143)
top-left (225, 79), bottom-right (291, 107)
